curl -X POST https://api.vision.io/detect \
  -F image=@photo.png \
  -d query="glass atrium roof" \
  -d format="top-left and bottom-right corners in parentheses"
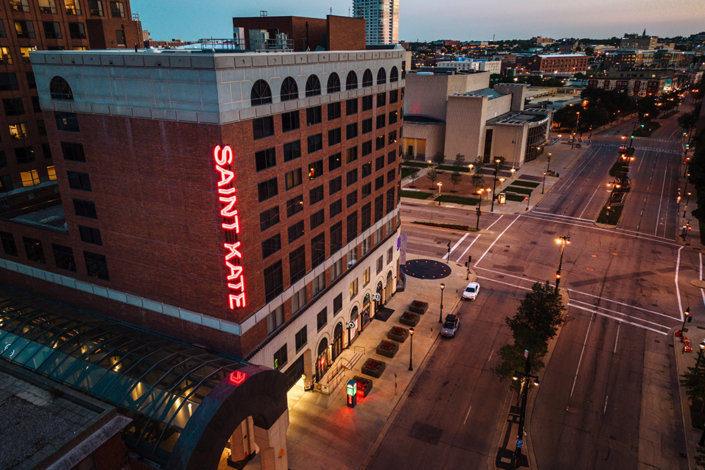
top-left (0, 293), bottom-right (248, 465)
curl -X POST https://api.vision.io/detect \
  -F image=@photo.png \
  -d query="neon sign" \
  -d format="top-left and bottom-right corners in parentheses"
top-left (214, 145), bottom-right (247, 309)
top-left (228, 370), bottom-right (249, 386)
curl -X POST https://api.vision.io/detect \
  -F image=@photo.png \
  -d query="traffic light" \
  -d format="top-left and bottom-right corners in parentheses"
top-left (476, 208), bottom-right (481, 216)
top-left (641, 124), bottom-right (644, 128)
top-left (630, 135), bottom-right (634, 139)
top-left (556, 271), bottom-right (561, 279)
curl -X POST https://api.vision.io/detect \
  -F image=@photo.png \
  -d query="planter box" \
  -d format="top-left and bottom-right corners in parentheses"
top-left (361, 358), bottom-right (386, 378)
top-left (409, 301), bottom-right (428, 315)
top-left (376, 340), bottom-right (399, 358)
top-left (387, 326), bottom-right (409, 343)
top-left (352, 376), bottom-right (373, 398)
top-left (400, 312), bottom-right (420, 327)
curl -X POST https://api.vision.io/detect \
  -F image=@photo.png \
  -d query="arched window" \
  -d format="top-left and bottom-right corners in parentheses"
top-left (346, 71), bottom-right (358, 90)
top-left (280, 77), bottom-right (299, 102)
top-left (50, 76), bottom-right (73, 101)
top-left (250, 80), bottom-right (272, 106)
top-left (362, 69), bottom-right (373, 87)
top-left (327, 72), bottom-right (340, 94)
top-left (390, 66), bottom-right (399, 83)
top-left (377, 68), bottom-right (386, 85)
top-left (305, 75), bottom-right (321, 97)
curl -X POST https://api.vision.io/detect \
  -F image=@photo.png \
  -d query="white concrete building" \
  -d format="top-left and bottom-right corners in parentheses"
top-left (353, 0), bottom-right (400, 45)
top-left (436, 58), bottom-right (502, 75)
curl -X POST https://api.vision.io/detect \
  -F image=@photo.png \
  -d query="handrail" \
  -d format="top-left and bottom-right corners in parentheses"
top-left (354, 346), bottom-right (366, 356)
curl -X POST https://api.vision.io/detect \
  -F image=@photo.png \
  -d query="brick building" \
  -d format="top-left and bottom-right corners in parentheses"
top-left (522, 53), bottom-right (588, 74)
top-left (9, 43), bottom-right (405, 394)
top-left (587, 69), bottom-right (677, 97)
top-left (0, 0), bottom-right (141, 216)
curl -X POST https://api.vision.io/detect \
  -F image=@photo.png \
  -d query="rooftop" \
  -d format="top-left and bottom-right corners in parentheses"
top-left (452, 87), bottom-right (503, 100)
top-left (10, 204), bottom-right (66, 231)
top-left (537, 53), bottom-right (587, 58)
top-left (487, 110), bottom-right (550, 125)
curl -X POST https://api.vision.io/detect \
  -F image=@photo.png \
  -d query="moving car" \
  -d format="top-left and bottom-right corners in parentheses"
top-left (441, 314), bottom-right (460, 338)
top-left (462, 282), bottom-right (481, 301)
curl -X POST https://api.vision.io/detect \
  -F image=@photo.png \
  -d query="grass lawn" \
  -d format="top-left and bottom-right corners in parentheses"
top-left (506, 186), bottom-right (533, 195)
top-left (505, 193), bottom-right (526, 202)
top-left (400, 190), bottom-right (433, 199)
top-left (437, 194), bottom-right (480, 205)
top-left (411, 221), bottom-right (477, 231)
top-left (633, 121), bottom-right (661, 137)
top-left (609, 159), bottom-right (629, 177)
top-left (401, 161), bottom-right (428, 168)
top-left (401, 168), bottom-right (417, 179)
top-left (437, 164), bottom-right (471, 173)
top-left (596, 204), bottom-right (624, 225)
top-left (512, 180), bottom-right (540, 188)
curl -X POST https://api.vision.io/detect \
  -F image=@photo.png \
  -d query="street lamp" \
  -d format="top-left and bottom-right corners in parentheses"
top-left (679, 307), bottom-right (691, 337)
top-left (476, 189), bottom-right (484, 230)
top-left (685, 192), bottom-right (692, 217)
top-left (408, 327), bottom-right (415, 371)
top-left (491, 157), bottom-right (501, 212)
top-left (555, 236), bottom-right (570, 293)
top-left (437, 182), bottom-right (443, 205)
top-left (697, 341), bottom-right (705, 368)
top-left (512, 351), bottom-right (539, 468)
top-left (547, 152), bottom-right (552, 173)
top-left (542, 172), bottom-right (547, 194)
top-left (439, 283), bottom-right (445, 324)
top-left (499, 177), bottom-right (506, 191)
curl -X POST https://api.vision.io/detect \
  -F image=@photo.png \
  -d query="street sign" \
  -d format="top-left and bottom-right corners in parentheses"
top-left (516, 439), bottom-right (524, 449)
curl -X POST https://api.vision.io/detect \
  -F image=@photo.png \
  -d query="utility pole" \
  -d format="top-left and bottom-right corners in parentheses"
top-left (513, 351), bottom-right (539, 469)
top-left (555, 236), bottom-right (570, 293)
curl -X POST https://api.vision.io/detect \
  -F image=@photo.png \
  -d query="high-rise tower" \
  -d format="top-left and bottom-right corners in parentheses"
top-left (353, 0), bottom-right (399, 45)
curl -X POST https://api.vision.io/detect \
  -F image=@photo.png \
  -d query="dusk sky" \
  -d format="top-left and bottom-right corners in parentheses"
top-left (131, 0), bottom-right (705, 42)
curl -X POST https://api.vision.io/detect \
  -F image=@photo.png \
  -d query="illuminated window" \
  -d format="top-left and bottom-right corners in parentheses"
top-left (14, 20), bottom-right (36, 39)
top-left (39, 0), bottom-right (57, 13)
top-left (9, 123), bottom-right (28, 140)
top-left (0, 47), bottom-right (12, 65)
top-left (363, 267), bottom-right (370, 286)
top-left (9, 0), bottom-right (30, 13)
top-left (65, 0), bottom-right (81, 15)
top-left (285, 169), bottom-right (302, 190)
top-left (273, 344), bottom-right (287, 369)
top-left (88, 0), bottom-right (104, 16)
top-left (308, 160), bottom-right (323, 180)
top-left (20, 170), bottom-right (39, 187)
top-left (109, 1), bottom-right (124, 18)
top-left (46, 166), bottom-right (56, 180)
top-left (350, 278), bottom-right (359, 299)
top-left (72, 46), bottom-right (88, 51)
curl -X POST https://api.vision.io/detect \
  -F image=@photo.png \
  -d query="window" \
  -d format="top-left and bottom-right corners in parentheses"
top-left (9, 123), bottom-right (28, 140)
top-left (295, 326), bottom-right (307, 352)
top-left (346, 71), bottom-right (358, 90)
top-left (317, 308), bottom-right (328, 331)
top-left (305, 75), bottom-right (321, 97)
top-left (347, 212), bottom-right (358, 242)
top-left (37, 120), bottom-right (46, 136)
top-left (346, 169), bottom-right (358, 186)
top-left (0, 231), bottom-right (17, 256)
top-left (346, 98), bottom-right (358, 115)
top-left (362, 162), bottom-right (372, 178)
top-left (0, 21), bottom-right (5, 39)
top-left (20, 170), bottom-right (39, 187)
top-left (376, 135), bottom-right (385, 151)
top-left (55, 112), bottom-right (79, 132)
top-left (389, 110), bottom-right (398, 124)
top-left (362, 236), bottom-right (371, 256)
top-left (79, 225), bottom-right (102, 245)
top-left (282, 111), bottom-right (300, 132)
top-left (267, 305), bottom-right (284, 335)
top-left (361, 203), bottom-right (371, 230)
top-left (288, 220), bottom-right (305, 243)
top-left (110, 1), bottom-right (125, 17)
top-left (52, 244), bottom-right (76, 272)
top-left (68, 23), bottom-right (86, 40)
top-left (67, 170), bottom-right (91, 191)
top-left (347, 190), bottom-right (358, 208)
top-left (362, 95), bottom-right (373, 111)
top-left (254, 147), bottom-right (276, 172)
top-left (387, 246), bottom-right (394, 264)
top-left (377, 68), bottom-right (386, 85)
top-left (390, 66), bottom-right (399, 83)
top-left (26, 72), bottom-right (36, 89)
top-left (65, 0), bottom-right (81, 14)
top-left (260, 206), bottom-right (280, 231)
top-left (14, 21), bottom-right (36, 39)
top-left (253, 116), bottom-right (274, 140)
top-left (387, 188), bottom-right (396, 213)
top-left (264, 261), bottom-right (284, 302)
top-left (308, 160), bottom-right (323, 180)
top-left (9, 0), bottom-right (30, 12)
top-left (311, 233), bottom-right (325, 268)
top-left (375, 175), bottom-right (385, 190)
top-left (362, 141), bottom-right (372, 157)
top-left (286, 194), bottom-right (304, 217)
top-left (0, 47), bottom-right (11, 65)
top-left (283, 140), bottom-right (301, 162)
top-left (73, 199), bottom-right (97, 219)
top-left (332, 259), bottom-right (343, 281)
top-left (330, 222), bottom-right (343, 254)
top-left (310, 209), bottom-right (324, 229)
top-left (362, 183), bottom-right (372, 199)
top-left (329, 176), bottom-right (342, 195)
top-left (328, 128), bottom-right (341, 146)
top-left (347, 248), bottom-right (357, 267)
top-left (307, 134), bottom-right (323, 154)
top-left (327, 72), bottom-right (341, 94)
top-left (285, 169), bottom-right (302, 190)
top-left (350, 278), bottom-right (358, 299)
top-left (376, 155), bottom-right (385, 171)
top-left (262, 234), bottom-right (281, 259)
top-left (362, 118), bottom-right (372, 134)
top-left (362, 69), bottom-right (373, 87)
top-left (0, 74), bottom-right (19, 91)
top-left (0, 174), bottom-right (13, 192)
top-left (346, 123), bottom-right (358, 140)
top-left (377, 92), bottom-right (386, 107)
top-left (251, 79), bottom-right (272, 106)
top-left (0, 152), bottom-right (5, 168)
top-left (363, 267), bottom-right (370, 286)
top-left (390, 89), bottom-right (399, 103)
top-left (306, 106), bottom-right (322, 126)
top-left (329, 152), bottom-right (342, 171)
top-left (377, 114), bottom-right (386, 130)
top-left (346, 146), bottom-right (358, 163)
top-left (375, 195), bottom-right (384, 222)
top-left (24, 237), bottom-right (45, 264)
top-left (310, 185), bottom-right (324, 205)
top-left (387, 168), bottom-right (396, 183)
top-left (330, 200), bottom-right (342, 217)
top-left (258, 177), bottom-right (278, 202)
top-left (328, 102), bottom-right (341, 120)
top-left (19, 47), bottom-right (32, 64)
top-left (88, 0), bottom-right (104, 16)
top-left (273, 344), bottom-right (287, 369)
top-left (289, 245), bottom-right (306, 283)
top-left (280, 77), bottom-right (298, 101)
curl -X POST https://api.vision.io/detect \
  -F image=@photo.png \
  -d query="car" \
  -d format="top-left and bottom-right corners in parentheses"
top-left (462, 282), bottom-right (481, 301)
top-left (441, 314), bottom-right (459, 338)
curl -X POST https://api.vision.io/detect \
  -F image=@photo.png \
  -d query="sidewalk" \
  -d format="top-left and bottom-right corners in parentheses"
top-left (271, 254), bottom-right (478, 470)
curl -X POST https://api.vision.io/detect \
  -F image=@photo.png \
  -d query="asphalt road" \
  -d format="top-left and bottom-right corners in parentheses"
top-left (369, 107), bottom-right (699, 470)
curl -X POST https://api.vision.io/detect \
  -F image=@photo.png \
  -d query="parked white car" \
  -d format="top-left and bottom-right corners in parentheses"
top-left (462, 282), bottom-right (481, 301)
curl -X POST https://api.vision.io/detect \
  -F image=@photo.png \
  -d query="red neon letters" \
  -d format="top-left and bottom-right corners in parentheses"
top-left (214, 145), bottom-right (247, 309)
top-left (228, 370), bottom-right (250, 386)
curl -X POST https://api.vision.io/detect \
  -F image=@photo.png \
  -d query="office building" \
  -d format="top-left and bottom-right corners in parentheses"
top-left (522, 53), bottom-right (588, 75)
top-left (353, 0), bottom-right (400, 45)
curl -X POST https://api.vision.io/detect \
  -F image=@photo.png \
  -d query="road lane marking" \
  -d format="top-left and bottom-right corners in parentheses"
top-left (532, 211), bottom-right (593, 222)
top-left (676, 246), bottom-right (684, 321)
top-left (442, 233), bottom-right (469, 260)
top-left (570, 313), bottom-right (595, 398)
top-left (463, 406), bottom-right (473, 425)
top-left (655, 163), bottom-right (668, 236)
top-left (454, 216), bottom-right (504, 263)
top-left (487, 349), bottom-right (494, 363)
top-left (476, 276), bottom-right (532, 292)
top-left (614, 323), bottom-right (621, 354)
top-left (603, 395), bottom-right (609, 414)
top-left (700, 253), bottom-right (705, 309)
top-left (569, 299), bottom-right (676, 327)
top-left (578, 185), bottom-right (602, 220)
top-left (569, 304), bottom-right (669, 335)
top-left (474, 216), bottom-right (520, 268)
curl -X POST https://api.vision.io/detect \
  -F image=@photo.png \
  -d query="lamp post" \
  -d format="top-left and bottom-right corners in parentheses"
top-left (437, 182), bottom-right (443, 205)
top-left (476, 189), bottom-right (484, 230)
top-left (685, 191), bottom-right (692, 217)
top-left (679, 307), bottom-right (691, 337)
top-left (439, 283), bottom-right (445, 323)
top-left (491, 157), bottom-right (501, 212)
top-left (512, 351), bottom-right (539, 469)
top-left (542, 172), bottom-right (547, 194)
top-left (697, 341), bottom-right (705, 368)
top-left (555, 236), bottom-right (570, 293)
top-left (408, 327), bottom-right (415, 371)
top-left (547, 152), bottom-right (552, 173)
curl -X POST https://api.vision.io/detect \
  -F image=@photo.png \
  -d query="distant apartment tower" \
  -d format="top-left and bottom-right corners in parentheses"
top-left (353, 0), bottom-right (399, 45)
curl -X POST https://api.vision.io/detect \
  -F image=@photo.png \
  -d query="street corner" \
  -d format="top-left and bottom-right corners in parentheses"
top-left (690, 279), bottom-right (705, 288)
top-left (558, 287), bottom-right (570, 312)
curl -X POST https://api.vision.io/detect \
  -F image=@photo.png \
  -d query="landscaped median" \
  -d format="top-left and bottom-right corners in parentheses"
top-left (436, 194), bottom-right (480, 205)
top-left (400, 190), bottom-right (433, 200)
top-left (411, 221), bottom-right (478, 232)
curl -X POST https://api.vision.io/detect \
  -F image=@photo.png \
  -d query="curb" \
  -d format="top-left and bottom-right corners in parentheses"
top-left (671, 324), bottom-right (697, 470)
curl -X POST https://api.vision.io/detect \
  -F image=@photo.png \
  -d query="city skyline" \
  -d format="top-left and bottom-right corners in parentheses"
top-left (131, 0), bottom-right (705, 43)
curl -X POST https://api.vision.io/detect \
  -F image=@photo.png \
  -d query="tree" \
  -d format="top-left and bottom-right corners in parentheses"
top-left (584, 46), bottom-right (595, 56)
top-left (681, 359), bottom-right (705, 412)
top-left (432, 151), bottom-right (445, 166)
top-left (450, 154), bottom-right (465, 192)
top-left (471, 156), bottom-right (485, 189)
top-left (426, 166), bottom-right (438, 189)
top-left (492, 281), bottom-right (565, 392)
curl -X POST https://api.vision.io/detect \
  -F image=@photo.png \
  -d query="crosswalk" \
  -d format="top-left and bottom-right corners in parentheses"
top-left (598, 135), bottom-right (680, 143)
top-left (589, 142), bottom-right (682, 154)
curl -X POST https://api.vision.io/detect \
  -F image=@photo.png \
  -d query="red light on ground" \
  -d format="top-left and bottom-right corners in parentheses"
top-left (228, 370), bottom-right (250, 386)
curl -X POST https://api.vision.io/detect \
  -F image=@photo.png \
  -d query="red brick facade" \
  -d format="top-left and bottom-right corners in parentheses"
top-left (523, 54), bottom-right (588, 74)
